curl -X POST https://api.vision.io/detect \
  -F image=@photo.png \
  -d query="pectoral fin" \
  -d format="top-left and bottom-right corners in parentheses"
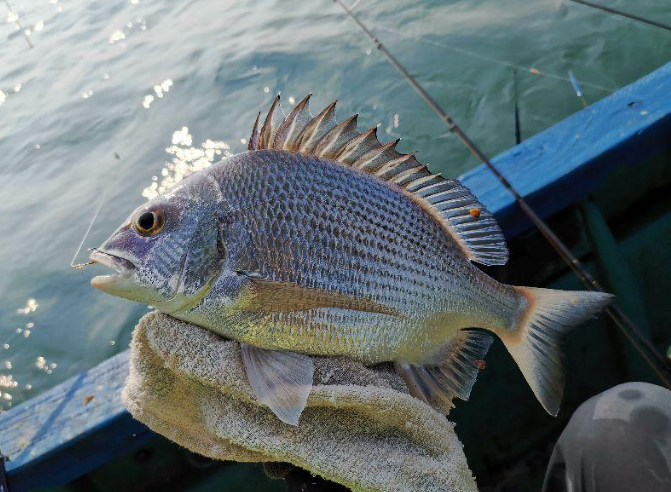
top-left (240, 343), bottom-right (314, 426)
top-left (239, 273), bottom-right (400, 316)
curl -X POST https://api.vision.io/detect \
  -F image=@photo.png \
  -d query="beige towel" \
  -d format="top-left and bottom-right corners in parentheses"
top-left (122, 312), bottom-right (478, 492)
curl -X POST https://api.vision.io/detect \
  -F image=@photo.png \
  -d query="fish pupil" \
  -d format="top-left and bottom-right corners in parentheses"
top-left (138, 212), bottom-right (155, 231)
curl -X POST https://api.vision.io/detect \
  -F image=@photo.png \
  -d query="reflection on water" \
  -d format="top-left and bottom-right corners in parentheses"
top-left (16, 298), bottom-right (38, 315)
top-left (143, 128), bottom-right (232, 199)
top-left (141, 78), bottom-right (173, 109)
top-left (0, 83), bottom-right (20, 109)
top-left (35, 356), bottom-right (57, 374)
top-left (109, 16), bottom-right (146, 45)
top-left (1, 298), bottom-right (46, 409)
top-left (109, 29), bottom-right (125, 44)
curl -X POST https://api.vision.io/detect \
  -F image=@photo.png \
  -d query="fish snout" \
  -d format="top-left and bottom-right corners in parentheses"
top-left (89, 249), bottom-right (136, 292)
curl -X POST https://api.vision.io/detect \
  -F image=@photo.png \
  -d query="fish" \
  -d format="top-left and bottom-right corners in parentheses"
top-left (90, 94), bottom-right (613, 425)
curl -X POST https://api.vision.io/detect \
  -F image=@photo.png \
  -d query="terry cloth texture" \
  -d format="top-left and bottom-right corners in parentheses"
top-left (123, 312), bottom-right (478, 492)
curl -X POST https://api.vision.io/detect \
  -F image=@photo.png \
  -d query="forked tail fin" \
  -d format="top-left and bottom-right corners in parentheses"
top-left (497, 287), bottom-right (613, 416)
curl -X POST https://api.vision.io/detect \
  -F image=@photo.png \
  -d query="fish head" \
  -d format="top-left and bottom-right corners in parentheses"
top-left (90, 175), bottom-right (225, 312)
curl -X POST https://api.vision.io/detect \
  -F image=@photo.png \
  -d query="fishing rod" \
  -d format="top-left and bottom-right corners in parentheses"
top-left (512, 69), bottom-right (521, 145)
top-left (333, 0), bottom-right (671, 388)
top-left (566, 0), bottom-right (671, 33)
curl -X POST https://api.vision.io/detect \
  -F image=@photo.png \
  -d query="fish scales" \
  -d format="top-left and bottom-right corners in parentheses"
top-left (205, 150), bottom-right (512, 361)
top-left (223, 151), bottom-right (462, 304)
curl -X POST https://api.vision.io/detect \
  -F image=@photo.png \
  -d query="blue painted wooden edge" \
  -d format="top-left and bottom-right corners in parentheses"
top-left (1, 62), bottom-right (671, 491)
top-left (0, 352), bottom-right (151, 491)
top-left (459, 61), bottom-right (671, 238)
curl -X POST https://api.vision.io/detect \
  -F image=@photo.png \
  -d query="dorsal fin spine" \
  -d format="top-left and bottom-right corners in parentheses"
top-left (259, 95), bottom-right (282, 149)
top-left (404, 173), bottom-right (442, 192)
top-left (313, 113), bottom-right (359, 158)
top-left (391, 165), bottom-right (429, 186)
top-left (416, 181), bottom-right (460, 198)
top-left (296, 100), bottom-right (338, 153)
top-left (352, 139), bottom-right (400, 170)
top-left (374, 153), bottom-right (417, 180)
top-left (273, 94), bottom-right (312, 150)
top-left (334, 126), bottom-right (381, 165)
top-left (248, 112), bottom-right (261, 151)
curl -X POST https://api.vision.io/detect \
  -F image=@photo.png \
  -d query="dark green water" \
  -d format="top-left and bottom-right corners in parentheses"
top-left (0, 0), bottom-right (669, 409)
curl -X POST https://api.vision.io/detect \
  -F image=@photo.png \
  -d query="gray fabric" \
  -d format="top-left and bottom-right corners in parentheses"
top-left (543, 382), bottom-right (671, 492)
top-left (123, 312), bottom-right (478, 492)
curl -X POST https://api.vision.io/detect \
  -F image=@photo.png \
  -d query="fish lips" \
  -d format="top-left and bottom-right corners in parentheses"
top-left (90, 250), bottom-right (136, 294)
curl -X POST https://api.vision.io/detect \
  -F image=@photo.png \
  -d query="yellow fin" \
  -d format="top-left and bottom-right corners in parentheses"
top-left (494, 287), bottom-right (613, 416)
top-left (395, 330), bottom-right (493, 412)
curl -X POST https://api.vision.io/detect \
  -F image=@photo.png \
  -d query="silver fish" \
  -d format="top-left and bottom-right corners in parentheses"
top-left (91, 95), bottom-right (613, 425)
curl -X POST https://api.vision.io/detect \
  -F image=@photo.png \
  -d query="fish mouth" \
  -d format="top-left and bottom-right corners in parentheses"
top-left (90, 250), bottom-right (135, 291)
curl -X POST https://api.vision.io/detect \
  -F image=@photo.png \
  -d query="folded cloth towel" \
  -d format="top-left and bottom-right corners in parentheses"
top-left (123, 312), bottom-right (478, 492)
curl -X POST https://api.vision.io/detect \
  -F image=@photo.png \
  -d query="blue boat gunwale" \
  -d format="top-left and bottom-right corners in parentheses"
top-left (2, 62), bottom-right (670, 492)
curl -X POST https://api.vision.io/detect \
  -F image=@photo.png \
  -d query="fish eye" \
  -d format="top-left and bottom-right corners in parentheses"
top-left (133, 207), bottom-right (166, 237)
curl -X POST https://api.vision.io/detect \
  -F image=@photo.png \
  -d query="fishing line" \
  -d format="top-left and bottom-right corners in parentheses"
top-left (333, 0), bottom-right (671, 388)
top-left (70, 188), bottom-right (109, 268)
top-left (373, 24), bottom-right (615, 93)
top-left (566, 0), bottom-right (671, 33)
top-left (70, 152), bottom-right (123, 268)
top-left (3, 0), bottom-right (33, 49)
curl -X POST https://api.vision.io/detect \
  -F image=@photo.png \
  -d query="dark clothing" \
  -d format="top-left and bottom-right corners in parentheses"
top-left (543, 382), bottom-right (671, 492)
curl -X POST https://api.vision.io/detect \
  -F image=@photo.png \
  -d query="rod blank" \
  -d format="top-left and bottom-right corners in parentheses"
top-left (567, 0), bottom-right (671, 33)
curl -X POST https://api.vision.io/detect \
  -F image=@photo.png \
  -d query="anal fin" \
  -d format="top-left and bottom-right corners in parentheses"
top-left (241, 343), bottom-right (314, 426)
top-left (395, 330), bottom-right (493, 411)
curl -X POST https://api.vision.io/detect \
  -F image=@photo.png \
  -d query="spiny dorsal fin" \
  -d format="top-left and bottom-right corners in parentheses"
top-left (247, 95), bottom-right (509, 266)
top-left (273, 94), bottom-right (312, 150)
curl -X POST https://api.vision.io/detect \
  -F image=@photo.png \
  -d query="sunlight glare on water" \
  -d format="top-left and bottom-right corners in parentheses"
top-left (0, 0), bottom-right (670, 410)
top-left (142, 127), bottom-right (232, 199)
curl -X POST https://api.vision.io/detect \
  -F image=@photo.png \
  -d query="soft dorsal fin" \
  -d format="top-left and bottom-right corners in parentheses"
top-left (247, 95), bottom-right (508, 266)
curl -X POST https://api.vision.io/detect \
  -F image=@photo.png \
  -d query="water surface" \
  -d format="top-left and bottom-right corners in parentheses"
top-left (1, 0), bottom-right (669, 408)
